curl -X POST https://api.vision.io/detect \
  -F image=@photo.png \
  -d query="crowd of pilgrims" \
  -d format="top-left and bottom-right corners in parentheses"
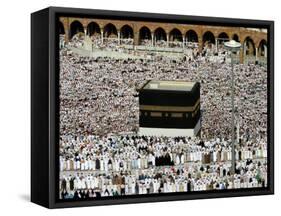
top-left (62, 33), bottom-right (198, 50)
top-left (59, 33), bottom-right (268, 199)
top-left (60, 159), bottom-right (267, 199)
top-left (60, 135), bottom-right (267, 172)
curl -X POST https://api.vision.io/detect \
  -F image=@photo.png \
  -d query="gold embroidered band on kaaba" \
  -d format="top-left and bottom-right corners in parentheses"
top-left (140, 99), bottom-right (200, 112)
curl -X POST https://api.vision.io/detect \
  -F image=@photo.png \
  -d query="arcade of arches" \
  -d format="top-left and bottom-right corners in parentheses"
top-left (59, 17), bottom-right (267, 64)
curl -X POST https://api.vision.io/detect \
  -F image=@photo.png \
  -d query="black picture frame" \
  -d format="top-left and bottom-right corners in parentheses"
top-left (31, 6), bottom-right (274, 209)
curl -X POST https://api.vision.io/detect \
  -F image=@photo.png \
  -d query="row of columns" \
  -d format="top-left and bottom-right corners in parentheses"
top-left (67, 26), bottom-right (266, 54)
top-left (148, 32), bottom-right (202, 49)
top-left (239, 42), bottom-right (267, 64)
top-left (62, 21), bottom-right (266, 49)
top-left (67, 26), bottom-right (123, 45)
top-left (63, 26), bottom-right (266, 65)
top-left (66, 25), bottom-right (203, 48)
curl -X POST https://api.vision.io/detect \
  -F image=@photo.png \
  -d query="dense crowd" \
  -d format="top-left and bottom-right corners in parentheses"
top-left (60, 135), bottom-right (267, 172)
top-left (60, 156), bottom-right (267, 199)
top-left (59, 33), bottom-right (268, 199)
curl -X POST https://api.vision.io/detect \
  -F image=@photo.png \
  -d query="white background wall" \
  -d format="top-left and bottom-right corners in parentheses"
top-left (0, 0), bottom-right (278, 214)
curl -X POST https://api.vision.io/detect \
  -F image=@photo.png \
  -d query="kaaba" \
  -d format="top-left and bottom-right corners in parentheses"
top-left (138, 80), bottom-right (201, 137)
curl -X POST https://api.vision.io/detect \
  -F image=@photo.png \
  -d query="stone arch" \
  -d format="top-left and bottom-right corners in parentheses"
top-left (244, 36), bottom-right (256, 56)
top-left (139, 26), bottom-right (152, 45)
top-left (218, 32), bottom-right (229, 38)
top-left (120, 25), bottom-right (134, 39)
top-left (232, 34), bottom-right (240, 42)
top-left (169, 28), bottom-right (183, 47)
top-left (154, 27), bottom-right (167, 41)
top-left (258, 39), bottom-right (267, 57)
top-left (169, 28), bottom-right (183, 42)
top-left (185, 30), bottom-right (198, 42)
top-left (154, 27), bottom-right (167, 47)
top-left (217, 32), bottom-right (229, 44)
top-left (70, 20), bottom-right (84, 39)
top-left (104, 23), bottom-right (118, 38)
top-left (87, 22), bottom-right (101, 36)
top-left (203, 31), bottom-right (215, 46)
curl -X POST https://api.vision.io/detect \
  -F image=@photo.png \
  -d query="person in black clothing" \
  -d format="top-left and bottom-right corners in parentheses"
top-left (96, 157), bottom-right (100, 170)
top-left (95, 191), bottom-right (101, 198)
top-left (73, 190), bottom-right (80, 200)
top-left (69, 176), bottom-right (74, 191)
top-left (84, 190), bottom-right (90, 199)
top-left (61, 178), bottom-right (67, 191)
top-left (120, 185), bottom-right (125, 195)
top-left (187, 180), bottom-right (191, 191)
top-left (80, 190), bottom-right (85, 199)
top-left (223, 168), bottom-right (226, 177)
top-left (61, 190), bottom-right (68, 199)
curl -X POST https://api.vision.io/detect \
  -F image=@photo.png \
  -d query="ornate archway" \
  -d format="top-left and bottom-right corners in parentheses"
top-left (154, 27), bottom-right (167, 47)
top-left (258, 39), bottom-right (267, 57)
top-left (232, 34), bottom-right (239, 42)
top-left (70, 21), bottom-right (84, 39)
top-left (139, 26), bottom-right (152, 45)
top-left (87, 22), bottom-right (101, 36)
top-left (104, 23), bottom-right (118, 38)
top-left (169, 28), bottom-right (183, 47)
top-left (244, 36), bottom-right (256, 56)
top-left (203, 31), bottom-right (215, 47)
top-left (217, 32), bottom-right (229, 44)
top-left (120, 25), bottom-right (133, 45)
top-left (186, 30), bottom-right (198, 42)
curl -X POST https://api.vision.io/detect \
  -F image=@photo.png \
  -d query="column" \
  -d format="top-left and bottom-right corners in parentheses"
top-left (151, 32), bottom-right (154, 46)
top-left (67, 25), bottom-right (72, 42)
top-left (215, 38), bottom-right (218, 52)
top-left (198, 36), bottom-right (203, 52)
top-left (84, 27), bottom-right (87, 36)
top-left (64, 29), bottom-right (69, 43)
top-left (166, 34), bottom-right (169, 47)
top-left (243, 43), bottom-right (247, 63)
top-left (182, 35), bottom-right (185, 48)
top-left (117, 30), bottom-right (121, 45)
top-left (239, 48), bottom-right (244, 64)
top-left (65, 21), bottom-right (70, 43)
top-left (255, 47), bottom-right (258, 61)
top-left (101, 29), bottom-right (104, 45)
top-left (264, 45), bottom-right (267, 58)
top-left (133, 29), bottom-right (139, 46)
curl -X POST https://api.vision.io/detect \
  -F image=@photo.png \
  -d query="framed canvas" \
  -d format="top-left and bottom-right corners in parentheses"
top-left (31, 6), bottom-right (274, 208)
